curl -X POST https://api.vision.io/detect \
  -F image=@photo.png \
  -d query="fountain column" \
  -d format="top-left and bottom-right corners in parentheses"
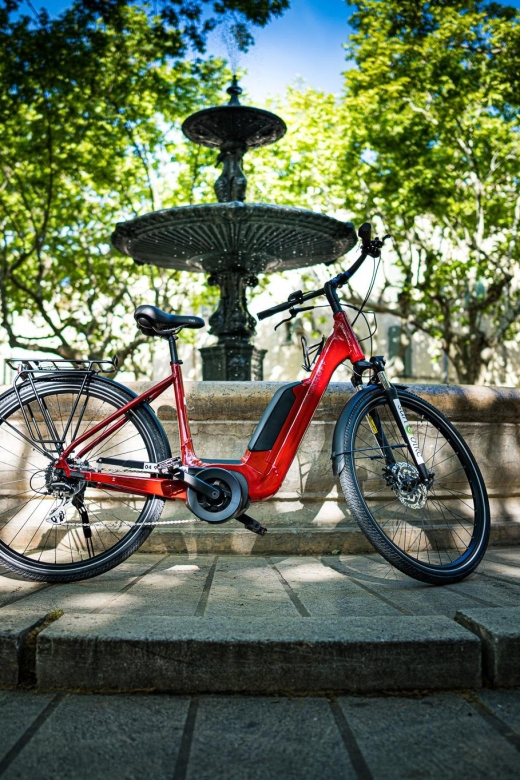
top-left (181, 78), bottom-right (285, 380)
top-left (200, 269), bottom-right (266, 380)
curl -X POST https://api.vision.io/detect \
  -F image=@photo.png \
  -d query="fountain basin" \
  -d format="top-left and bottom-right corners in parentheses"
top-left (112, 201), bottom-right (357, 274)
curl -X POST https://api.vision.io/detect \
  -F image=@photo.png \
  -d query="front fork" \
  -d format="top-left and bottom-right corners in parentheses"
top-left (352, 357), bottom-right (432, 484)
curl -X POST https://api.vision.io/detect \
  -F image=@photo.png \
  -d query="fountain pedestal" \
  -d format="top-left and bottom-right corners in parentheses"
top-left (200, 344), bottom-right (266, 381)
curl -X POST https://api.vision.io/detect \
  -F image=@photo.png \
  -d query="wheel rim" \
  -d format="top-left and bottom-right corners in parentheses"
top-left (349, 395), bottom-right (487, 571)
top-left (0, 380), bottom-right (163, 573)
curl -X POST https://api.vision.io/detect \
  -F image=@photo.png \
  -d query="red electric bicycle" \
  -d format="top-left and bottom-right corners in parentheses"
top-left (0, 224), bottom-right (490, 585)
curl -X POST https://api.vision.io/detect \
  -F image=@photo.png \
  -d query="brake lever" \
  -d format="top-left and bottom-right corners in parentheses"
top-left (363, 234), bottom-right (392, 258)
top-left (274, 306), bottom-right (315, 331)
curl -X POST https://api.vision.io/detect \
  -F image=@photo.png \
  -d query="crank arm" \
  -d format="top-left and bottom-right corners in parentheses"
top-left (236, 514), bottom-right (267, 536)
top-left (172, 469), bottom-right (220, 501)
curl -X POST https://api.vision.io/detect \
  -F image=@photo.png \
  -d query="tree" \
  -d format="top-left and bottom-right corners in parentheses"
top-left (0, 0), bottom-right (289, 372)
top-left (338, 0), bottom-right (520, 384)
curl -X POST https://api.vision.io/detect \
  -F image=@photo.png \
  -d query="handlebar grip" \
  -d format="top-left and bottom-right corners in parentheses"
top-left (257, 300), bottom-right (294, 320)
top-left (358, 222), bottom-right (372, 244)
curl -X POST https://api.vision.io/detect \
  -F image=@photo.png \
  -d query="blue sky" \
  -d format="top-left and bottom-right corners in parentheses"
top-left (19, 0), bottom-right (520, 102)
top-left (210, 0), bottom-right (354, 101)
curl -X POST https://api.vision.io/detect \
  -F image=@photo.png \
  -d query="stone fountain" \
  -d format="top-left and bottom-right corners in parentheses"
top-left (112, 78), bottom-right (357, 380)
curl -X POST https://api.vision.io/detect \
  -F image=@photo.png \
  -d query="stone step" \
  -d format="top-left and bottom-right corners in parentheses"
top-left (140, 527), bottom-right (374, 555)
top-left (456, 607), bottom-right (520, 688)
top-left (0, 611), bottom-right (50, 686)
top-left (5, 552), bottom-right (520, 695)
top-left (35, 613), bottom-right (481, 694)
top-left (139, 524), bottom-right (520, 555)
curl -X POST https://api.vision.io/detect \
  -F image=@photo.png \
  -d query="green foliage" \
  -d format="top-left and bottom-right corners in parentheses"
top-left (340, 0), bottom-right (520, 383)
top-left (0, 1), bottom-right (236, 373)
top-left (245, 86), bottom-right (348, 214)
top-left (3, 0), bottom-right (290, 54)
top-left (245, 1), bottom-right (520, 383)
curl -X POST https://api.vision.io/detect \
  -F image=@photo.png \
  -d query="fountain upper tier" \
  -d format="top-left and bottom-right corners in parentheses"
top-left (181, 77), bottom-right (286, 151)
top-left (111, 201), bottom-right (357, 274)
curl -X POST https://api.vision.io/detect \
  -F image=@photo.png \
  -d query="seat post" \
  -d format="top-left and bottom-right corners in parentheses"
top-left (168, 335), bottom-right (180, 364)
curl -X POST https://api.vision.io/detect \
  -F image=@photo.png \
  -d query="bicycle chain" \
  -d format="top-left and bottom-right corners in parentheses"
top-left (49, 517), bottom-right (201, 528)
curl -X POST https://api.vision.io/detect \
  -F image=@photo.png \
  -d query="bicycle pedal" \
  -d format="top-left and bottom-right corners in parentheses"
top-left (236, 514), bottom-right (267, 536)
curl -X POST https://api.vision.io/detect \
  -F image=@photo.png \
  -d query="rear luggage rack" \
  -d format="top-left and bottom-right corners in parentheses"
top-left (5, 357), bottom-right (118, 375)
top-left (4, 357), bottom-right (118, 452)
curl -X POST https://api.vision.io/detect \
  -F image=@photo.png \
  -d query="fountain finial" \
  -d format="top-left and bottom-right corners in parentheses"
top-left (226, 76), bottom-right (242, 106)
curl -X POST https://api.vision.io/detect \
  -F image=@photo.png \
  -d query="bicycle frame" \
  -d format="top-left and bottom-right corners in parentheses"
top-left (54, 309), bottom-right (366, 503)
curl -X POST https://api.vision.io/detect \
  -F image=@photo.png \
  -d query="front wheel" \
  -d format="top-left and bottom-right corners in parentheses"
top-left (339, 387), bottom-right (490, 584)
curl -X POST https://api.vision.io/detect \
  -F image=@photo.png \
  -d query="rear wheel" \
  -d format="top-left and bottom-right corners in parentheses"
top-left (339, 387), bottom-right (490, 584)
top-left (0, 375), bottom-right (169, 582)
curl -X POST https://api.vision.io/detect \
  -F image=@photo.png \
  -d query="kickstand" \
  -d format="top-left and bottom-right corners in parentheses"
top-left (236, 514), bottom-right (268, 536)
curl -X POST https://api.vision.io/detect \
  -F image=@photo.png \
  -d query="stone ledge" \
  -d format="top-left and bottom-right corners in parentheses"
top-left (133, 380), bottom-right (520, 424)
top-left (0, 611), bottom-right (49, 686)
top-left (455, 607), bottom-right (520, 688)
top-left (36, 613), bottom-right (481, 694)
top-left (139, 524), bottom-right (520, 556)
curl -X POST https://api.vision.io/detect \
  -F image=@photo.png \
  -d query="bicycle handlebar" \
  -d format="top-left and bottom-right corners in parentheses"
top-left (257, 288), bottom-right (325, 321)
top-left (256, 223), bottom-right (390, 322)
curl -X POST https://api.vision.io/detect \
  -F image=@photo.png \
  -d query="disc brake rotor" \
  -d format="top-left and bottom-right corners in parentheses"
top-left (385, 462), bottom-right (428, 510)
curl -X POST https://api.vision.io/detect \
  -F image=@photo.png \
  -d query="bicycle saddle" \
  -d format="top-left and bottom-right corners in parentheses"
top-left (134, 305), bottom-right (205, 336)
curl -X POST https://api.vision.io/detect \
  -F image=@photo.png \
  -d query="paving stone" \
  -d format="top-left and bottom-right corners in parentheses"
top-left (187, 696), bottom-right (356, 780)
top-left (456, 607), bottom-right (520, 687)
top-left (203, 557), bottom-right (299, 618)
top-left (4, 555), bottom-right (166, 615)
top-left (0, 690), bottom-right (54, 760)
top-left (322, 554), bottom-right (500, 617)
top-left (0, 575), bottom-right (46, 609)
top-left (480, 552), bottom-right (520, 582)
top-left (483, 548), bottom-right (520, 565)
top-left (2, 688), bottom-right (520, 780)
top-left (339, 692), bottom-right (520, 779)
top-left (271, 556), bottom-right (401, 617)
top-left (35, 613), bottom-right (481, 694)
top-left (0, 611), bottom-right (48, 686)
top-left (0, 693), bottom-right (190, 780)
top-left (444, 573), bottom-right (520, 609)
top-left (476, 689), bottom-right (520, 733)
top-left (98, 555), bottom-right (215, 616)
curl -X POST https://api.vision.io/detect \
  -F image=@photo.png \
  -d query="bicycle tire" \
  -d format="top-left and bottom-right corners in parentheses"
top-left (0, 374), bottom-right (170, 582)
top-left (339, 386), bottom-right (490, 584)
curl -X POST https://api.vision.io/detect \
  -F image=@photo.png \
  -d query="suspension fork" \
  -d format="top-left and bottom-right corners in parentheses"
top-left (352, 358), bottom-right (431, 483)
top-left (363, 406), bottom-right (397, 466)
